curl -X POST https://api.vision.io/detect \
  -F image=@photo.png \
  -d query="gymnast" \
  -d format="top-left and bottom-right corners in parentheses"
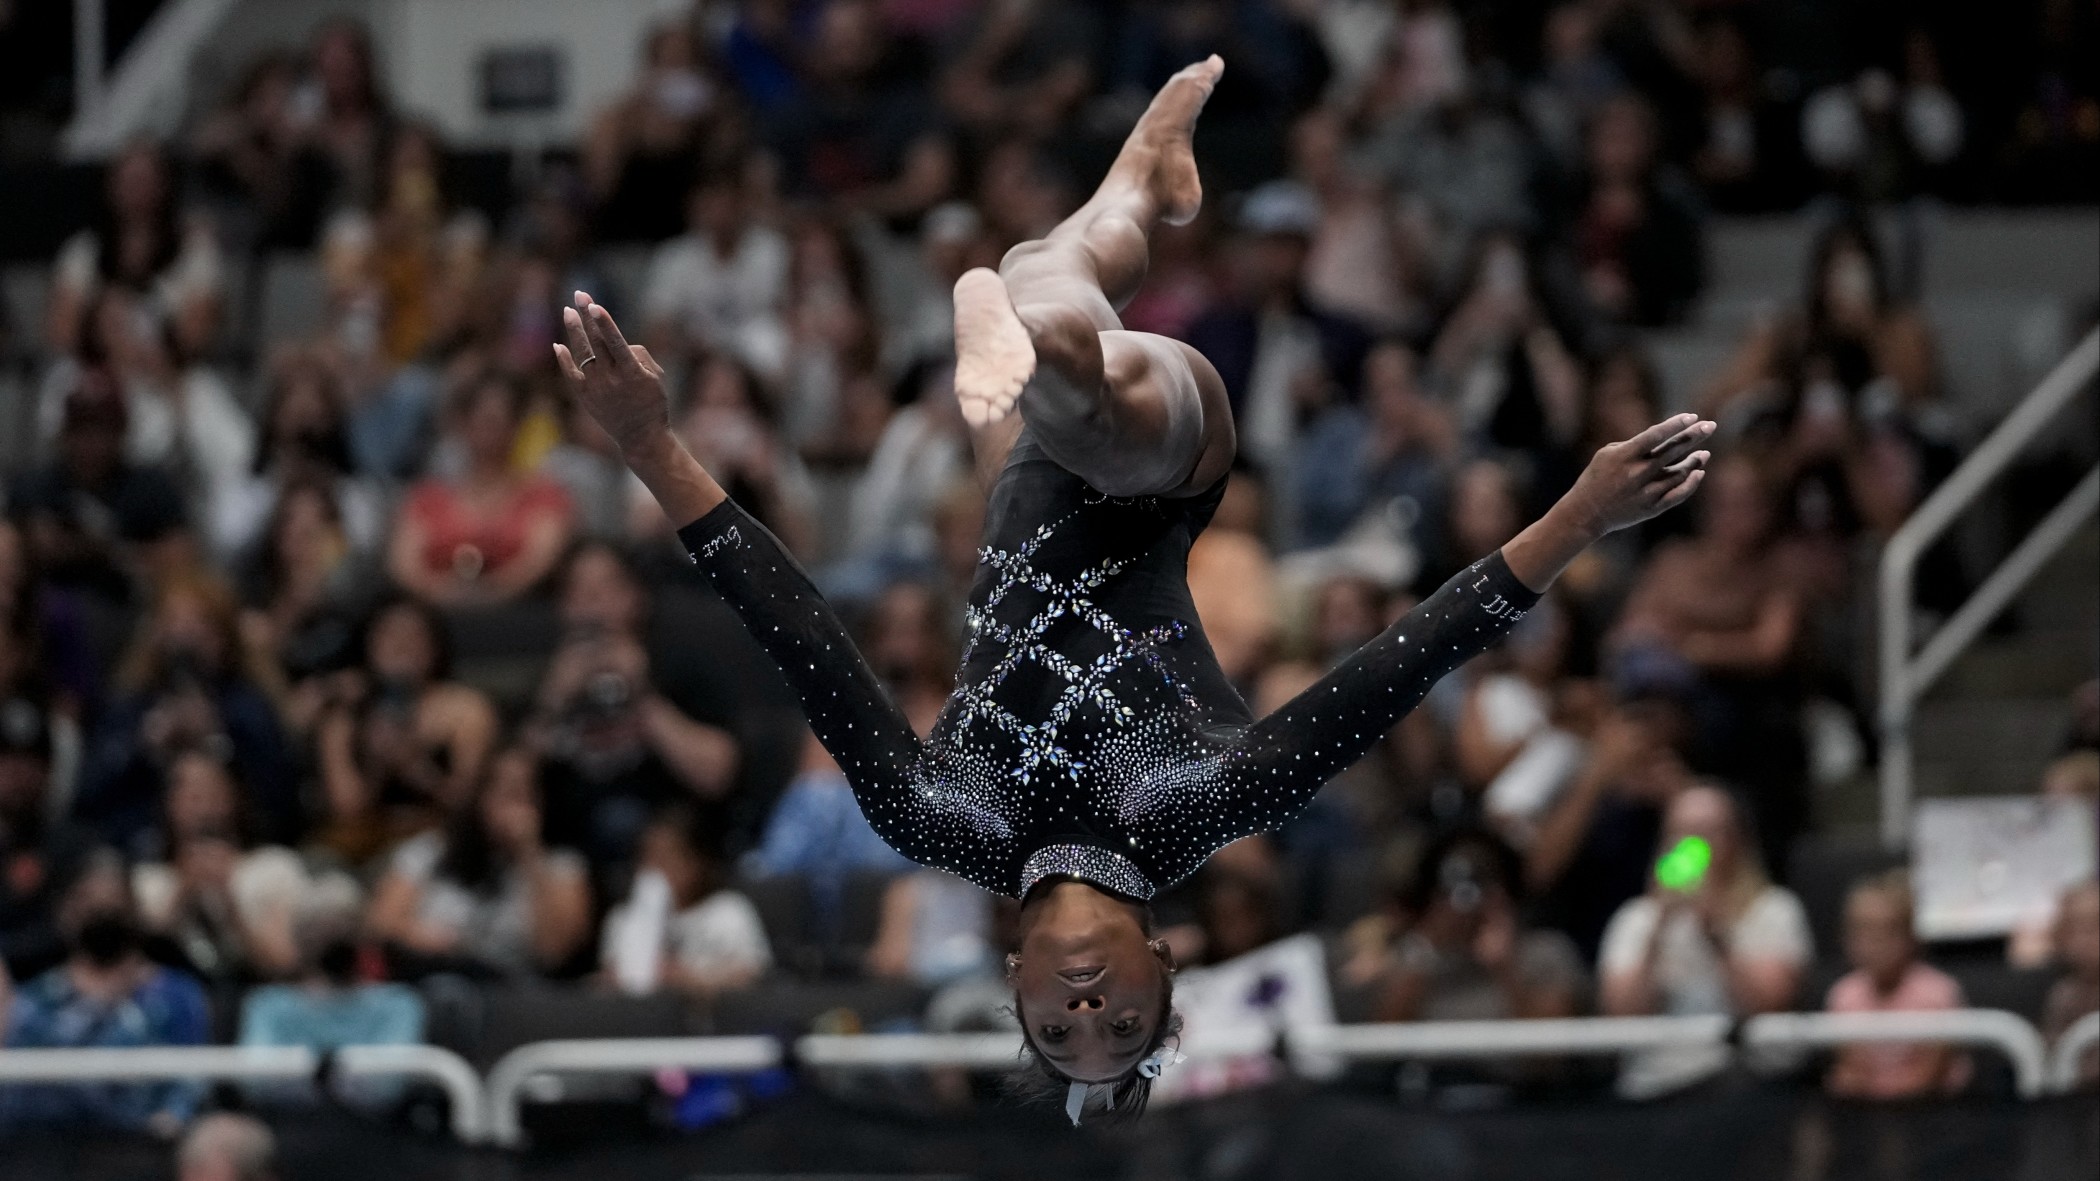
top-left (555, 56), bottom-right (1715, 1124)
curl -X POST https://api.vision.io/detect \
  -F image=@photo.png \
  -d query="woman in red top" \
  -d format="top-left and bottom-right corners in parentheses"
top-left (387, 373), bottom-right (574, 606)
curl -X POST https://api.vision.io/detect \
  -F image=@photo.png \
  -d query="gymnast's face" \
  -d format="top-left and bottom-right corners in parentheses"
top-left (1010, 882), bottom-right (1169, 1084)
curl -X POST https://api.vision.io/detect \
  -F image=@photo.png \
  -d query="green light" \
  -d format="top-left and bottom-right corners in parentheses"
top-left (1655, 836), bottom-right (1713, 892)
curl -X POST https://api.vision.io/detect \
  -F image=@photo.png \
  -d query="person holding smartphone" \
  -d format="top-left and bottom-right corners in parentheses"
top-left (1598, 784), bottom-right (1811, 1099)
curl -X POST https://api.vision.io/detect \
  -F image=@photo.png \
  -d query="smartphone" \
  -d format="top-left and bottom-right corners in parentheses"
top-left (1655, 835), bottom-right (1713, 894)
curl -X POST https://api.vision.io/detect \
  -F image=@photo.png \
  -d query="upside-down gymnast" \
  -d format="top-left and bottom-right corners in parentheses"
top-left (556, 56), bottom-right (1716, 1125)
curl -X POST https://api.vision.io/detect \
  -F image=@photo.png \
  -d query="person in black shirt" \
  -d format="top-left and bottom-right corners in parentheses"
top-left (556, 58), bottom-right (1715, 1121)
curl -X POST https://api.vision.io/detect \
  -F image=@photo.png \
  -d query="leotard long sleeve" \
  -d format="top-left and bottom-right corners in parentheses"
top-left (679, 435), bottom-right (1538, 902)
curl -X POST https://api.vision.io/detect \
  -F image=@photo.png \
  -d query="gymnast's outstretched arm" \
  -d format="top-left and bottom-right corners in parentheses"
top-left (554, 294), bottom-right (1000, 877)
top-left (1189, 413), bottom-right (1719, 846)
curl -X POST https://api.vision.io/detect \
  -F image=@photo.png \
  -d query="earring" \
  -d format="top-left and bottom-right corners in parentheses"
top-left (1148, 939), bottom-right (1177, 972)
top-left (1004, 953), bottom-right (1021, 977)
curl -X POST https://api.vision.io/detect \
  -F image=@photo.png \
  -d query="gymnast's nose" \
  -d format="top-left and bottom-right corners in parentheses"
top-left (1065, 994), bottom-right (1105, 1012)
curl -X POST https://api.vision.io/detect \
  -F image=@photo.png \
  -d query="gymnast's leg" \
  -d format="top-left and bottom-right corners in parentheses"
top-left (952, 57), bottom-right (1236, 498)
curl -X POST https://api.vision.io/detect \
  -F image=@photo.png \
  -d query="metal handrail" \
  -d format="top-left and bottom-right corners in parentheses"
top-left (1290, 1014), bottom-right (1732, 1065)
top-left (2048, 1011), bottom-right (2100, 1094)
top-left (483, 1035), bottom-right (782, 1149)
top-left (1742, 1008), bottom-right (2051, 1098)
top-left (0, 1043), bottom-right (487, 1141)
top-left (1877, 329), bottom-right (2100, 848)
top-left (797, 1032), bottom-right (1025, 1070)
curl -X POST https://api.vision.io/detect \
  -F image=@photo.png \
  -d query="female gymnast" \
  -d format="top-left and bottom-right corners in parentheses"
top-left (555, 57), bottom-right (1715, 1123)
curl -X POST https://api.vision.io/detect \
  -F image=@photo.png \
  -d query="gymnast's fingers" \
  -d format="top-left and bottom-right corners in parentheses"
top-left (629, 344), bottom-right (664, 379)
top-left (585, 300), bottom-right (642, 375)
top-left (559, 307), bottom-right (599, 385)
top-left (1659, 448), bottom-right (1711, 478)
top-left (1647, 418), bottom-right (1716, 464)
top-left (1627, 413), bottom-right (1700, 456)
top-left (552, 342), bottom-right (587, 386)
top-left (1656, 467), bottom-right (1707, 511)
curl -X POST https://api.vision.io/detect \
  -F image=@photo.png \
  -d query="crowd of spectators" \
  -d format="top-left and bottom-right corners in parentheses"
top-left (0, 0), bottom-right (2095, 1138)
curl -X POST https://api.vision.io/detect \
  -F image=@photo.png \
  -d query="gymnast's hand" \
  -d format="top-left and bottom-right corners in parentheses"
top-left (554, 291), bottom-right (726, 524)
top-left (1565, 412), bottom-right (1716, 537)
top-left (1503, 412), bottom-right (1714, 592)
top-left (555, 291), bottom-right (671, 457)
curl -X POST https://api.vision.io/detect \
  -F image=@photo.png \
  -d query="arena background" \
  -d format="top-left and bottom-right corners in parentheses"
top-left (0, 2), bottom-right (2095, 1179)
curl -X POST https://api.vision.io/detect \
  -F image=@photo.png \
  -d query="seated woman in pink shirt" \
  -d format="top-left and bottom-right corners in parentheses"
top-left (1825, 871), bottom-right (1970, 1099)
top-left (387, 373), bottom-right (574, 606)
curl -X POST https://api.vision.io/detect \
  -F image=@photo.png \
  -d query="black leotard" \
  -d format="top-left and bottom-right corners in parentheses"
top-left (678, 433), bottom-right (1539, 901)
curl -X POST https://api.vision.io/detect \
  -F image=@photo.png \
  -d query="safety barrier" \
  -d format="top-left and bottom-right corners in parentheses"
top-left (4, 1010), bottom-right (2093, 1148)
top-left (1742, 1009), bottom-right (2050, 1098)
top-left (2050, 1011), bottom-right (2100, 1094)
top-left (0, 1043), bottom-right (486, 1142)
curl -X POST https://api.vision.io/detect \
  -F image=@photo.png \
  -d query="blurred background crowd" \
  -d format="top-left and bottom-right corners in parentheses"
top-left (0, 0), bottom-right (2094, 1143)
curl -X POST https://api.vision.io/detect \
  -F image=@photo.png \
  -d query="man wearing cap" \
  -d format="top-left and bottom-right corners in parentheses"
top-left (0, 694), bottom-right (100, 983)
top-left (1183, 179), bottom-right (1373, 472)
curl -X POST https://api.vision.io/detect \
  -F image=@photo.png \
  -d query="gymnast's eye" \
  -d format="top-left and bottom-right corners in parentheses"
top-left (1110, 1017), bottom-right (1139, 1036)
top-left (1040, 1025), bottom-right (1068, 1043)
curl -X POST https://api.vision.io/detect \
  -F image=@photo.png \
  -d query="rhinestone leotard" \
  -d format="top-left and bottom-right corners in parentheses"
top-left (679, 434), bottom-right (1539, 902)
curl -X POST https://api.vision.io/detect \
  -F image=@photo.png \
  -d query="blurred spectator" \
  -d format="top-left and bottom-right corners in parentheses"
top-left (758, 0), bottom-right (957, 219)
top-left (1526, 697), bottom-right (1692, 959)
top-left (1290, 338), bottom-right (1453, 556)
top-left (672, 354), bottom-right (817, 554)
top-left (40, 285), bottom-right (255, 503)
top-left (586, 21), bottom-right (738, 245)
top-left (1458, 600), bottom-right (1587, 846)
top-left (939, 0), bottom-right (1102, 143)
top-left (314, 597), bottom-right (496, 865)
top-left (1356, 71), bottom-right (1533, 274)
top-left (1290, 109), bottom-right (1419, 335)
top-left (0, 517), bottom-right (99, 717)
top-left (1799, 30), bottom-right (1966, 205)
top-left (174, 1111), bottom-right (278, 1181)
top-left (131, 751), bottom-right (328, 985)
top-left (1610, 457), bottom-right (1806, 868)
top-left (1825, 871), bottom-right (1970, 1100)
top-left (529, 542), bottom-right (739, 873)
top-left (191, 52), bottom-right (334, 253)
top-left (1524, 2), bottom-right (1625, 171)
top-left (1570, 93), bottom-right (1704, 327)
top-left (1599, 785), bottom-right (1811, 1099)
top-left (208, 346), bottom-right (386, 563)
top-left (742, 736), bottom-right (911, 930)
top-left (866, 869), bottom-right (996, 988)
top-left (1686, 16), bottom-right (1804, 214)
top-left (778, 213), bottom-right (884, 453)
top-left (45, 139), bottom-right (223, 360)
top-left (601, 807), bottom-right (769, 999)
top-left (1425, 233), bottom-right (1584, 492)
top-left (834, 362), bottom-right (969, 580)
top-left (0, 854), bottom-right (209, 1135)
top-left (366, 748), bottom-right (591, 979)
top-left (10, 375), bottom-right (190, 605)
top-left (1185, 481), bottom-right (1279, 690)
top-left (239, 880), bottom-right (424, 1103)
top-left (302, 19), bottom-right (395, 211)
top-left (2042, 879), bottom-right (2100, 1087)
top-left (77, 574), bottom-right (295, 857)
top-left (235, 480), bottom-right (381, 733)
top-left (387, 373), bottom-right (575, 606)
top-left (0, 696), bottom-right (98, 982)
top-left (639, 171), bottom-right (790, 379)
top-left (1372, 830), bottom-right (1586, 1023)
top-left (1185, 180), bottom-right (1372, 472)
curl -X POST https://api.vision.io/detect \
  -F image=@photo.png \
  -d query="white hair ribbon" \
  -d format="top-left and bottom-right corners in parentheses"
top-left (1136, 1047), bottom-right (1185, 1078)
top-left (1066, 1049), bottom-right (1182, 1126)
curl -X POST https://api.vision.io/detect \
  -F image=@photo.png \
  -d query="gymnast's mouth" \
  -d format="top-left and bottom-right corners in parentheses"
top-left (1057, 965), bottom-right (1106, 984)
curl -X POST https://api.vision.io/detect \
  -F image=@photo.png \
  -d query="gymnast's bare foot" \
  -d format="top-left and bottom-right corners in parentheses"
top-left (1108, 54), bottom-right (1222, 227)
top-left (953, 267), bottom-right (1036, 428)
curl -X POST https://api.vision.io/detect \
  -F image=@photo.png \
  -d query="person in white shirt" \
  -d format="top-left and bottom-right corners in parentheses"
top-left (1599, 783), bottom-right (1811, 1099)
top-left (600, 807), bottom-right (770, 999)
top-left (639, 173), bottom-right (790, 381)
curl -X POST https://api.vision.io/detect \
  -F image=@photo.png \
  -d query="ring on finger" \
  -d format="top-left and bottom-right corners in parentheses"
top-left (579, 353), bottom-right (598, 368)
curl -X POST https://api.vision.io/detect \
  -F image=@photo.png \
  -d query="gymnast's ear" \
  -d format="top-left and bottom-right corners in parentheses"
top-left (1004, 952), bottom-right (1022, 984)
top-left (1148, 938), bottom-right (1177, 974)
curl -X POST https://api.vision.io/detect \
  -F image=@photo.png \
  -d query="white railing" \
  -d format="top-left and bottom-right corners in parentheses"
top-left (1743, 1008), bottom-right (2050, 1098)
top-left (8, 1009), bottom-right (2095, 1148)
top-left (483, 1035), bottom-right (781, 1148)
top-left (1290, 1014), bottom-right (1730, 1067)
top-left (64, 0), bottom-right (244, 158)
top-left (1877, 330), bottom-right (2100, 848)
top-left (2049, 1011), bottom-right (2100, 1094)
top-left (0, 1043), bottom-right (486, 1141)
